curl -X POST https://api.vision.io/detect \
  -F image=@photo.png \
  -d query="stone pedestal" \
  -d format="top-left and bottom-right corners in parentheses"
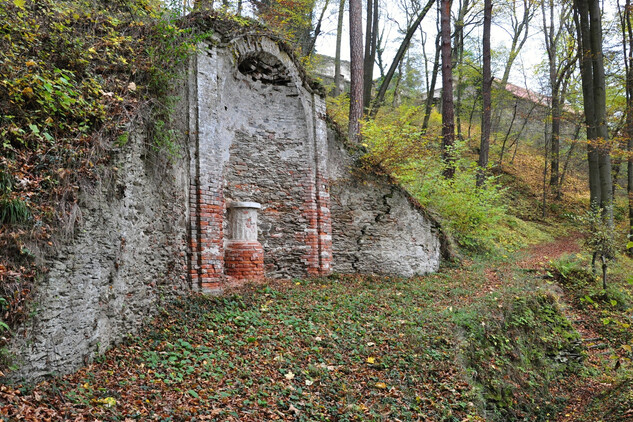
top-left (225, 202), bottom-right (264, 280)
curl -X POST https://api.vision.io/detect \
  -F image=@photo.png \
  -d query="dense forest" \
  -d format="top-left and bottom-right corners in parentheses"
top-left (1, 0), bottom-right (633, 420)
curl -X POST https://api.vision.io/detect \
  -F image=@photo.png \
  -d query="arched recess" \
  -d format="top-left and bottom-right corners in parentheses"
top-left (187, 37), bottom-right (332, 291)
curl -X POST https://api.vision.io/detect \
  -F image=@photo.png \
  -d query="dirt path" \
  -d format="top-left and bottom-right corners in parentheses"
top-left (475, 235), bottom-right (582, 299)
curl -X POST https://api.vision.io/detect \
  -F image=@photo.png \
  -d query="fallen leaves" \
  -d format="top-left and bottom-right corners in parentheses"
top-left (0, 276), bottom-right (472, 420)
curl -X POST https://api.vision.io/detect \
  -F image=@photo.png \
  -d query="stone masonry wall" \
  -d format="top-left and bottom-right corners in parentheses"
top-left (187, 37), bottom-right (332, 287)
top-left (328, 129), bottom-right (442, 276)
top-left (187, 35), bottom-right (439, 284)
top-left (8, 29), bottom-right (443, 382)
top-left (10, 129), bottom-right (189, 381)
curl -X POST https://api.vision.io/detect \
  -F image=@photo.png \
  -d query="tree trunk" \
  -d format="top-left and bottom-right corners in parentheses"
top-left (333, 0), bottom-right (346, 96)
top-left (498, 101), bottom-right (518, 167)
top-left (542, 119), bottom-right (550, 218)
top-left (440, 0), bottom-right (455, 178)
top-left (368, 0), bottom-right (435, 119)
top-left (422, 31), bottom-right (441, 133)
top-left (560, 123), bottom-right (581, 188)
top-left (348, 0), bottom-right (364, 143)
top-left (477, 0), bottom-right (492, 186)
top-left (542, 0), bottom-right (575, 200)
top-left (624, 0), bottom-right (633, 248)
top-left (363, 0), bottom-right (378, 111)
top-left (574, 0), bottom-right (613, 223)
top-left (589, 0), bottom-right (613, 221)
top-left (550, 88), bottom-right (561, 197)
top-left (575, 0), bottom-right (601, 209)
top-left (452, 0), bottom-right (470, 142)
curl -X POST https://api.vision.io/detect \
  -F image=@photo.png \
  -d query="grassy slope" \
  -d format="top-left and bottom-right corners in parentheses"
top-left (2, 239), bottom-right (628, 421)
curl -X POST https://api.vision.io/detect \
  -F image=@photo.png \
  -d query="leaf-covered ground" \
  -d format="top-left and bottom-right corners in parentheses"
top-left (1, 235), bottom-right (632, 421)
top-left (0, 273), bottom-right (478, 421)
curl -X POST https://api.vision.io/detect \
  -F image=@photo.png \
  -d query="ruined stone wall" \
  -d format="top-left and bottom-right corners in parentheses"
top-left (187, 37), bottom-right (332, 288)
top-left (10, 129), bottom-right (189, 381)
top-left (187, 35), bottom-right (441, 285)
top-left (8, 30), bottom-right (443, 382)
top-left (328, 129), bottom-right (442, 277)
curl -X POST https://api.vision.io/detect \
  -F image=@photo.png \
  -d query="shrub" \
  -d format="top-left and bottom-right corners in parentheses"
top-left (403, 153), bottom-right (509, 252)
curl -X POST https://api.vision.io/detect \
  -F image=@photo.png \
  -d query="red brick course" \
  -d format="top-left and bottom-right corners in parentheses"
top-left (189, 183), bottom-right (225, 288)
top-left (224, 241), bottom-right (265, 280)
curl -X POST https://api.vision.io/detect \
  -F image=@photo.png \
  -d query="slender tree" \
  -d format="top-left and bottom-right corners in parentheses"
top-left (492, 0), bottom-right (538, 132)
top-left (440, 0), bottom-right (455, 178)
top-left (333, 0), bottom-right (346, 96)
top-left (363, 0), bottom-right (379, 110)
top-left (477, 0), bottom-right (492, 186)
top-left (452, 0), bottom-right (474, 141)
top-left (304, 0), bottom-right (331, 56)
top-left (542, 0), bottom-right (577, 199)
top-left (349, 0), bottom-right (364, 143)
top-left (498, 0), bottom-right (537, 85)
top-left (619, 0), bottom-right (633, 245)
top-left (368, 0), bottom-right (435, 118)
top-left (422, 31), bottom-right (441, 132)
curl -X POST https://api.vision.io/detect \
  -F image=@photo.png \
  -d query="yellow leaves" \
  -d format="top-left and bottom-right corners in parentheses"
top-left (13, 0), bottom-right (25, 9)
top-left (366, 357), bottom-right (375, 364)
top-left (95, 396), bottom-right (117, 407)
top-left (622, 344), bottom-right (632, 353)
top-left (374, 382), bottom-right (387, 389)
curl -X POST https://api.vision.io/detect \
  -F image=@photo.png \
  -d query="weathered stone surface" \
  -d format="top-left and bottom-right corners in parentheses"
top-left (188, 36), bottom-right (332, 282)
top-left (328, 128), bottom-right (442, 276)
top-left (9, 130), bottom-right (189, 381)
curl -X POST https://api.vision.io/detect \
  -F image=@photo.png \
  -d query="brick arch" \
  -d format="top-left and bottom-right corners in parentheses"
top-left (187, 38), bottom-right (331, 292)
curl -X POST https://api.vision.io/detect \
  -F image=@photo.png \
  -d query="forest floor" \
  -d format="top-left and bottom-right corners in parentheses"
top-left (1, 234), bottom-right (632, 422)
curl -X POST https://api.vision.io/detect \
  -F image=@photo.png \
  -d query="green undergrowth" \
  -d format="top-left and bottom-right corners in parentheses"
top-left (583, 377), bottom-right (633, 421)
top-left (326, 99), bottom-right (554, 257)
top-left (547, 253), bottom-right (633, 421)
top-left (2, 256), bottom-right (601, 421)
top-left (549, 253), bottom-right (633, 364)
top-left (455, 289), bottom-right (584, 421)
